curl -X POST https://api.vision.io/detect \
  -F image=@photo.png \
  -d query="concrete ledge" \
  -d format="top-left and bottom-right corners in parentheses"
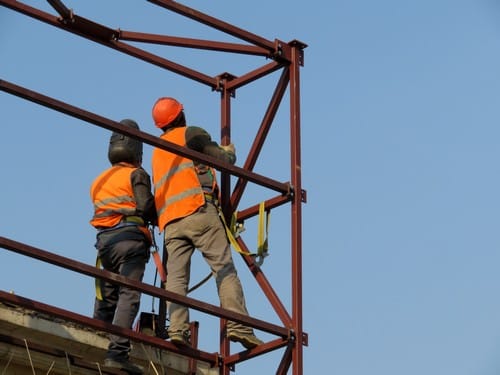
top-left (0, 303), bottom-right (218, 375)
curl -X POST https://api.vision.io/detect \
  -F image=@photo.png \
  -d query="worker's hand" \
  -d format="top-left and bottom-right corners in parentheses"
top-left (221, 143), bottom-right (235, 155)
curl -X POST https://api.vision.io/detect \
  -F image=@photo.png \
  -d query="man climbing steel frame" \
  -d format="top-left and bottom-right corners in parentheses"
top-left (90, 119), bottom-right (158, 375)
top-left (151, 97), bottom-right (263, 349)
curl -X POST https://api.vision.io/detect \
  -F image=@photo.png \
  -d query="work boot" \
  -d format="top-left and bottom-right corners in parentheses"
top-left (169, 330), bottom-right (191, 347)
top-left (103, 358), bottom-right (144, 374)
top-left (227, 331), bottom-right (263, 349)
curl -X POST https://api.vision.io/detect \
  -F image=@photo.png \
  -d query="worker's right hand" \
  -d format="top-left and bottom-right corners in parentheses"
top-left (221, 143), bottom-right (235, 154)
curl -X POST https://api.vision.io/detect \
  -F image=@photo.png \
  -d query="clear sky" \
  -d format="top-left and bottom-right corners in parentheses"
top-left (2, 1), bottom-right (500, 374)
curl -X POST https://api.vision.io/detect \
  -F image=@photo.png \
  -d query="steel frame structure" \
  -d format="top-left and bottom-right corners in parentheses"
top-left (0, 0), bottom-right (307, 374)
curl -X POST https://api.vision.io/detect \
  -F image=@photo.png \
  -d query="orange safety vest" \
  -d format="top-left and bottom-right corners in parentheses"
top-left (152, 127), bottom-right (213, 232)
top-left (90, 165), bottom-right (138, 228)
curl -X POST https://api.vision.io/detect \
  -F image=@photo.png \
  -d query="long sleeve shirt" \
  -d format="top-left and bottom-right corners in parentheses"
top-left (130, 167), bottom-right (158, 226)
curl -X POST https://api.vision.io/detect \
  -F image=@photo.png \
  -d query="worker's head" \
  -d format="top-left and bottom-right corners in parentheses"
top-left (152, 97), bottom-right (185, 130)
top-left (107, 119), bottom-right (143, 166)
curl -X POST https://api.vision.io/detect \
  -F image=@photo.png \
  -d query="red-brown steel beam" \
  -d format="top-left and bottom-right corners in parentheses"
top-left (105, 37), bottom-right (216, 88)
top-left (0, 79), bottom-right (291, 196)
top-left (219, 316), bottom-right (230, 375)
top-left (276, 341), bottom-right (294, 375)
top-left (147, 0), bottom-right (278, 54)
top-left (218, 76), bottom-right (233, 375)
top-left (231, 67), bottom-right (291, 209)
top-left (46, 0), bottom-right (71, 19)
top-left (225, 60), bottom-right (285, 91)
top-left (1, 0), bottom-right (57, 25)
top-left (233, 239), bottom-right (293, 327)
top-left (223, 337), bottom-right (289, 369)
top-left (188, 321), bottom-right (200, 374)
top-left (219, 73), bottom-right (234, 220)
top-left (289, 41), bottom-right (306, 375)
top-left (118, 30), bottom-right (270, 57)
top-left (0, 236), bottom-right (289, 339)
top-left (236, 194), bottom-right (292, 222)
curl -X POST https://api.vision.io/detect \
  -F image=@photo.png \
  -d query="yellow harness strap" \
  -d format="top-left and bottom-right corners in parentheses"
top-left (256, 201), bottom-right (270, 266)
top-left (220, 209), bottom-right (253, 256)
top-left (219, 201), bottom-right (270, 265)
top-left (95, 256), bottom-right (103, 301)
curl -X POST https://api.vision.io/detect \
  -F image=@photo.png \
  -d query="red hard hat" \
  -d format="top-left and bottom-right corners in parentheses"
top-left (152, 97), bottom-right (183, 128)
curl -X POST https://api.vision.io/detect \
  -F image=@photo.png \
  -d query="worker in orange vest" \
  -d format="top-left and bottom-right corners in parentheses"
top-left (90, 119), bottom-right (157, 374)
top-left (151, 97), bottom-right (263, 349)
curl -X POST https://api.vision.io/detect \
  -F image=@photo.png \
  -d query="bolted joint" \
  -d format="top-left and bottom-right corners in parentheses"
top-left (214, 72), bottom-right (236, 97)
top-left (272, 39), bottom-right (291, 62)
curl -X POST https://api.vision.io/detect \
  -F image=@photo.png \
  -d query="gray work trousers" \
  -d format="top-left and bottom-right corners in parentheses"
top-left (164, 202), bottom-right (254, 336)
top-left (93, 238), bottom-right (149, 361)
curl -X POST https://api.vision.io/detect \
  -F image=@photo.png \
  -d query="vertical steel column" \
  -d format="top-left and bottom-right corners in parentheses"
top-left (289, 42), bottom-right (304, 375)
top-left (219, 75), bottom-right (234, 218)
top-left (219, 76), bottom-right (232, 375)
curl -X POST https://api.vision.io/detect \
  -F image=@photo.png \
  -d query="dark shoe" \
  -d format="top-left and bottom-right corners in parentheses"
top-left (103, 358), bottom-right (144, 374)
top-left (169, 331), bottom-right (190, 347)
top-left (227, 331), bottom-right (263, 349)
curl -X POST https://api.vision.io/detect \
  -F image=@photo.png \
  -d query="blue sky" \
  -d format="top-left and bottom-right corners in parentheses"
top-left (2, 1), bottom-right (500, 374)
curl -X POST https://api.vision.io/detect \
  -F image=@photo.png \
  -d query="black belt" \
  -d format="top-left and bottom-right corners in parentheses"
top-left (97, 221), bottom-right (138, 234)
top-left (97, 216), bottom-right (145, 233)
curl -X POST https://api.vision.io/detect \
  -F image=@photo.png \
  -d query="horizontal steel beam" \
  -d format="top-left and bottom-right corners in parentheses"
top-left (0, 78), bottom-right (292, 196)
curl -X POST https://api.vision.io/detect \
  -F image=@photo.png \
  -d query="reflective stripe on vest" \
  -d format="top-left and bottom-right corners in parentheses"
top-left (90, 165), bottom-right (137, 228)
top-left (152, 127), bottom-right (205, 232)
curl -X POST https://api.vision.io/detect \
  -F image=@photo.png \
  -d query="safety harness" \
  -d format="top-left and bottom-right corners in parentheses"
top-left (96, 200), bottom-right (270, 300)
top-left (95, 216), bottom-right (166, 300)
top-left (180, 195), bottom-right (270, 294)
